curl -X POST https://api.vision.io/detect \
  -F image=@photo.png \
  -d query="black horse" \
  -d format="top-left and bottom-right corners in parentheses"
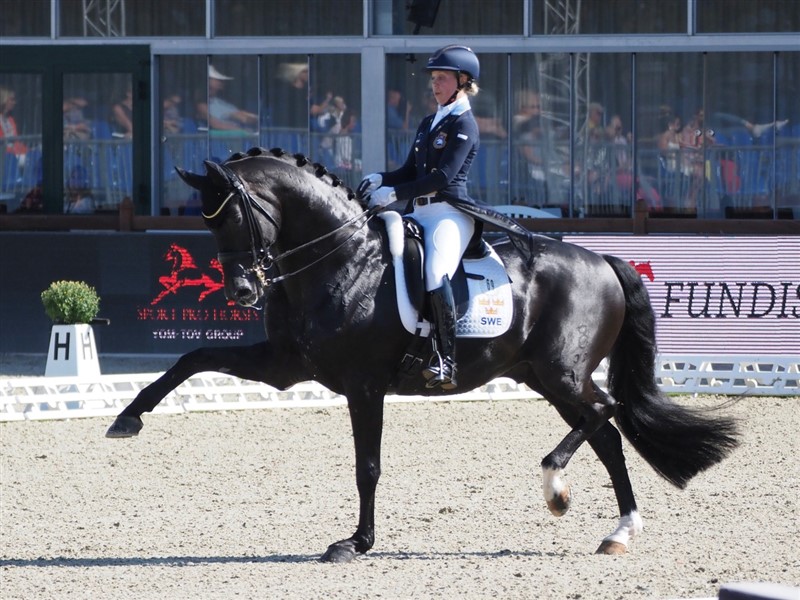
top-left (107, 148), bottom-right (738, 562)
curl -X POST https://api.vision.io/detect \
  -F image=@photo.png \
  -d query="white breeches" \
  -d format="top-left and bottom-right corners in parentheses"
top-left (411, 201), bottom-right (475, 291)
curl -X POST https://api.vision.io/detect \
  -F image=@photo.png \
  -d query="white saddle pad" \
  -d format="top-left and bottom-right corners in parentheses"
top-left (379, 212), bottom-right (513, 339)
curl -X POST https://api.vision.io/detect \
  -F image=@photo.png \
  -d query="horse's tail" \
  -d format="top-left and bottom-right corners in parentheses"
top-left (603, 254), bottom-right (739, 489)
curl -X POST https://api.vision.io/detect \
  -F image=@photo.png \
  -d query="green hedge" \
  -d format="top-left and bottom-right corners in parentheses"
top-left (41, 280), bottom-right (101, 324)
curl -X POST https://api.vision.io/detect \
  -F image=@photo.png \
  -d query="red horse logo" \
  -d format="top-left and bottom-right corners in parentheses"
top-left (629, 260), bottom-right (655, 282)
top-left (151, 243), bottom-right (226, 305)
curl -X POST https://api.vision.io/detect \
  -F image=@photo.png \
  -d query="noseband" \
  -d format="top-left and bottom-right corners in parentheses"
top-left (203, 165), bottom-right (279, 290)
top-left (203, 164), bottom-right (379, 290)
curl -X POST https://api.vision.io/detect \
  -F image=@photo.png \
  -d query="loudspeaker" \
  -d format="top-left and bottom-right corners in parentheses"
top-left (407, 0), bottom-right (442, 29)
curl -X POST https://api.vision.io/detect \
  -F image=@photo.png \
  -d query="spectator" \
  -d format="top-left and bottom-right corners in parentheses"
top-left (606, 115), bottom-right (630, 165)
top-left (272, 62), bottom-right (311, 130)
top-left (386, 88), bottom-right (413, 131)
top-left (679, 108), bottom-right (715, 210)
top-left (64, 165), bottom-right (95, 214)
top-left (512, 89), bottom-right (541, 132)
top-left (584, 124), bottom-right (611, 205)
top-left (63, 97), bottom-right (92, 141)
top-left (162, 92), bottom-right (183, 134)
top-left (586, 102), bottom-right (605, 136)
top-left (15, 183), bottom-right (43, 213)
top-left (0, 86), bottom-right (27, 167)
top-left (657, 111), bottom-right (682, 174)
top-left (317, 95), bottom-right (354, 171)
top-left (512, 90), bottom-right (547, 204)
top-left (196, 65), bottom-right (258, 133)
top-left (111, 85), bottom-right (133, 138)
top-left (709, 111), bottom-right (789, 139)
top-left (605, 114), bottom-right (633, 197)
top-left (470, 90), bottom-right (507, 140)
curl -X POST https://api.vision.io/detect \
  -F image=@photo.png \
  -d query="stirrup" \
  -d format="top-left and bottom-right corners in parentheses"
top-left (423, 354), bottom-right (457, 390)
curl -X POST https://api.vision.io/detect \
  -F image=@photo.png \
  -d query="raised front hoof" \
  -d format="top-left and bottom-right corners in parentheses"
top-left (320, 540), bottom-right (360, 563)
top-left (546, 487), bottom-right (571, 517)
top-left (105, 415), bottom-right (144, 438)
top-left (595, 540), bottom-right (628, 555)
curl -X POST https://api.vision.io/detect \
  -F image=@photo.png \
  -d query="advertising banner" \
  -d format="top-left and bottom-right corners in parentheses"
top-left (0, 232), bottom-right (264, 355)
top-left (1, 233), bottom-right (797, 357)
top-left (564, 236), bottom-right (799, 355)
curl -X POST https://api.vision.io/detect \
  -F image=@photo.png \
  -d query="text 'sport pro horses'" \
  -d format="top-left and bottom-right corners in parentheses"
top-left (107, 148), bottom-right (739, 563)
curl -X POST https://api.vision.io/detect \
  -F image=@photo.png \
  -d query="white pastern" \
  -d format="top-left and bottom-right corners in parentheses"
top-left (602, 510), bottom-right (644, 546)
top-left (542, 466), bottom-right (565, 502)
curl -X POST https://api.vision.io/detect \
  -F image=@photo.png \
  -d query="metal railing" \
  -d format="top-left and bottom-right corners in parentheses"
top-left (2, 130), bottom-right (798, 219)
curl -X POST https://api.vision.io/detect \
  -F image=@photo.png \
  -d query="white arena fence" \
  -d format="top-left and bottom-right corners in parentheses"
top-left (0, 355), bottom-right (797, 423)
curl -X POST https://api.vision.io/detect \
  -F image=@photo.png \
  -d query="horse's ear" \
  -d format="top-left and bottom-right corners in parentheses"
top-left (203, 160), bottom-right (231, 189)
top-left (175, 167), bottom-right (205, 191)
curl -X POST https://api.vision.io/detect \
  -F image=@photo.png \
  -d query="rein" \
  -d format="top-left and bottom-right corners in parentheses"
top-left (267, 208), bottom-right (378, 285)
top-left (206, 164), bottom-right (379, 289)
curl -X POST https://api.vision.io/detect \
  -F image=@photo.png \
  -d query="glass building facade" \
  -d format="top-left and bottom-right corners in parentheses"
top-left (0, 0), bottom-right (798, 220)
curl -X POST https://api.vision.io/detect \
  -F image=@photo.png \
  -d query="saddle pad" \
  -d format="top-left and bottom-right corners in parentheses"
top-left (457, 251), bottom-right (513, 338)
top-left (379, 211), bottom-right (513, 339)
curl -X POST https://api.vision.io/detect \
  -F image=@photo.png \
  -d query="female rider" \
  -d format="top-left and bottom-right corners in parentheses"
top-left (357, 45), bottom-right (482, 391)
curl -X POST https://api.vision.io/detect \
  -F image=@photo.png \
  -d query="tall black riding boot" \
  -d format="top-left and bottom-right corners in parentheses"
top-left (423, 276), bottom-right (457, 390)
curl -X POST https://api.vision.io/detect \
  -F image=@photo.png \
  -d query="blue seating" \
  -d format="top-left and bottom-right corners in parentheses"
top-left (181, 118), bottom-right (199, 133)
top-left (736, 146), bottom-right (769, 197)
top-left (92, 120), bottom-right (113, 140)
top-left (730, 130), bottom-right (753, 148)
top-left (1, 154), bottom-right (20, 192)
top-left (714, 131), bottom-right (731, 146)
top-left (264, 129), bottom-right (307, 154)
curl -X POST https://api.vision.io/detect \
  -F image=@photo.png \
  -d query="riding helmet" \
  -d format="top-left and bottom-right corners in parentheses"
top-left (426, 45), bottom-right (480, 81)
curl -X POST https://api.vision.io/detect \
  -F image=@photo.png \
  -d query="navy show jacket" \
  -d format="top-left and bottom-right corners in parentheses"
top-left (380, 111), bottom-right (479, 204)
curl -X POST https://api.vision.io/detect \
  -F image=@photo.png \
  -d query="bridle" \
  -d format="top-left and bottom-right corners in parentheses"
top-left (203, 164), bottom-right (379, 292)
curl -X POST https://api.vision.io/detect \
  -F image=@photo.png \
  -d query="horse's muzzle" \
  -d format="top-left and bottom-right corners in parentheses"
top-left (232, 287), bottom-right (259, 307)
top-left (226, 274), bottom-right (261, 307)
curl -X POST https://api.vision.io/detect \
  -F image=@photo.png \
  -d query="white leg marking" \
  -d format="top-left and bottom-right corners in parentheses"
top-left (602, 510), bottom-right (644, 546)
top-left (542, 466), bottom-right (565, 502)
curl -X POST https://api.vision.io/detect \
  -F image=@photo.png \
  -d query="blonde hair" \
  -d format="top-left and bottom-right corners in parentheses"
top-left (462, 80), bottom-right (479, 96)
top-left (0, 87), bottom-right (13, 108)
top-left (278, 62), bottom-right (308, 83)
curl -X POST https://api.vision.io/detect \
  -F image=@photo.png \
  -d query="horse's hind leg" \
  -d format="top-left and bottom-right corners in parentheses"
top-left (536, 378), bottom-right (617, 514)
top-left (550, 402), bottom-right (643, 554)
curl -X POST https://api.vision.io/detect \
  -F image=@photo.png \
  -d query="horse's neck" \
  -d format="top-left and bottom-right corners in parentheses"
top-left (277, 191), bottom-right (364, 251)
top-left (276, 197), bottom-right (382, 298)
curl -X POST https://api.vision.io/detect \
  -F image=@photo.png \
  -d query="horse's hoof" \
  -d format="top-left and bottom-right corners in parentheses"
top-left (546, 487), bottom-right (571, 517)
top-left (320, 541), bottom-right (358, 563)
top-left (105, 415), bottom-right (144, 438)
top-left (595, 540), bottom-right (627, 555)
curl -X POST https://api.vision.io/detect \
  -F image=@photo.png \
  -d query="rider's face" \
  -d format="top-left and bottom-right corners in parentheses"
top-left (430, 70), bottom-right (458, 106)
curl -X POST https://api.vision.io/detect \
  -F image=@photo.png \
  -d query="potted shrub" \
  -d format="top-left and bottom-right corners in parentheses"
top-left (41, 280), bottom-right (102, 377)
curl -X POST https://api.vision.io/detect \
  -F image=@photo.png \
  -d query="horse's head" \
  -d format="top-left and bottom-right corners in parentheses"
top-left (176, 157), bottom-right (280, 307)
top-left (177, 147), bottom-right (365, 308)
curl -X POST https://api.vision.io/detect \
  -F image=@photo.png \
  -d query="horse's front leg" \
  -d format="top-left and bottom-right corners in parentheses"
top-left (106, 342), bottom-right (302, 438)
top-left (321, 391), bottom-right (384, 563)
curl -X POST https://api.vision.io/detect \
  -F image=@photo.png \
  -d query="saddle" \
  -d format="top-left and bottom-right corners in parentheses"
top-left (379, 211), bottom-right (513, 339)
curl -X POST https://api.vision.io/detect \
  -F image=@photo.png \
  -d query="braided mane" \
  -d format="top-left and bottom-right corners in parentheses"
top-left (224, 147), bottom-right (357, 201)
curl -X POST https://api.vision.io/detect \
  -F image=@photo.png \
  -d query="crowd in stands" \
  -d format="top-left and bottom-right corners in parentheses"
top-left (1, 77), bottom-right (797, 218)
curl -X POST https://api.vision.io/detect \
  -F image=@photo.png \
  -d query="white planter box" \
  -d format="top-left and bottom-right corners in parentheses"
top-left (45, 324), bottom-right (100, 377)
